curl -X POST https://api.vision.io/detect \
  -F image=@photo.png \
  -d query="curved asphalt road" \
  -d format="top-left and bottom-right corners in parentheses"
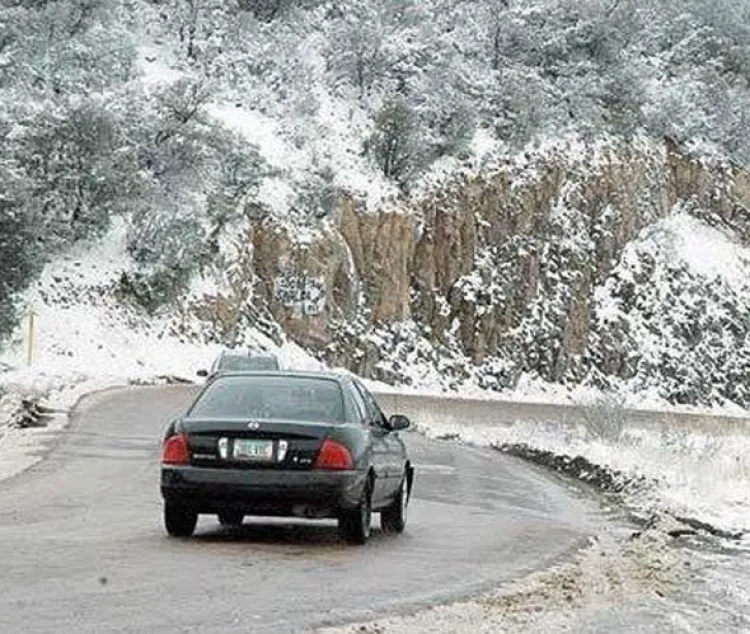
top-left (0, 386), bottom-right (603, 633)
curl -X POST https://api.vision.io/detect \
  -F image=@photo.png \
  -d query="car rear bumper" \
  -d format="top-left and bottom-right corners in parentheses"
top-left (161, 466), bottom-right (367, 518)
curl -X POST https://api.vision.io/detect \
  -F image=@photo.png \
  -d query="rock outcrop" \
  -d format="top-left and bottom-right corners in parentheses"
top-left (191, 138), bottom-right (750, 403)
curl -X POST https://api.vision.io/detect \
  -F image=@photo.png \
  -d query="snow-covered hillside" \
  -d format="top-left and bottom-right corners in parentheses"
top-left (0, 217), bottom-right (324, 480)
top-left (3, 0), bottom-right (750, 410)
top-left (0, 219), bottom-right (323, 385)
top-left (4, 0), bottom-right (750, 340)
top-left (593, 211), bottom-right (750, 407)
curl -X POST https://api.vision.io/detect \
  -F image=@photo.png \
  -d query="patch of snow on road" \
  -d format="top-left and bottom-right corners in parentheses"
top-left (0, 373), bottom-right (107, 481)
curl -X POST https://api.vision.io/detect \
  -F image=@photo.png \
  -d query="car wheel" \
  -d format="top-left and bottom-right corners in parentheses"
top-left (217, 511), bottom-right (244, 527)
top-left (339, 481), bottom-right (372, 545)
top-left (164, 503), bottom-right (198, 538)
top-left (381, 473), bottom-right (409, 534)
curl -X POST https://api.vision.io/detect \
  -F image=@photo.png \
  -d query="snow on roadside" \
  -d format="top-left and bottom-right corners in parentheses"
top-left (410, 410), bottom-right (750, 537)
top-left (0, 372), bottom-right (115, 482)
top-left (322, 528), bottom-right (750, 634)
top-left (1, 219), bottom-right (217, 380)
top-left (321, 518), bottom-right (690, 634)
top-left (361, 372), bottom-right (749, 419)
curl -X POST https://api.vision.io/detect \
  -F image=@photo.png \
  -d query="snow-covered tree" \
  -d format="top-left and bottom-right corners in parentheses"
top-left (365, 97), bottom-right (425, 187)
top-left (10, 100), bottom-right (138, 245)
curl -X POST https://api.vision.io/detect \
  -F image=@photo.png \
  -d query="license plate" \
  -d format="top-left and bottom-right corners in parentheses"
top-left (233, 439), bottom-right (274, 461)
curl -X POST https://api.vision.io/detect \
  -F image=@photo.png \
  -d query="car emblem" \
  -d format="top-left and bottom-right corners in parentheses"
top-left (247, 422), bottom-right (261, 430)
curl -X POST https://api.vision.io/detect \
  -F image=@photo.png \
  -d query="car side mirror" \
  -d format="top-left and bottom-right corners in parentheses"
top-left (197, 369), bottom-right (208, 378)
top-left (388, 414), bottom-right (411, 431)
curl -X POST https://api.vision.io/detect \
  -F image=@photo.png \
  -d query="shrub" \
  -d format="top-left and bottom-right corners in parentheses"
top-left (0, 199), bottom-right (40, 339)
top-left (580, 393), bottom-right (627, 442)
top-left (116, 267), bottom-right (193, 315)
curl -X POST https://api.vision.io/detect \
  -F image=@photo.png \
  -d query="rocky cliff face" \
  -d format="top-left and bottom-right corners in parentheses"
top-left (188, 139), bottom-right (750, 405)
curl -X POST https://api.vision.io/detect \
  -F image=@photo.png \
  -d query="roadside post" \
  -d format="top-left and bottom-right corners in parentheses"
top-left (26, 307), bottom-right (37, 367)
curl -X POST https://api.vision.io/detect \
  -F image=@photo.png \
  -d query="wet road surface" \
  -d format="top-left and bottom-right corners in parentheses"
top-left (0, 386), bottom-right (603, 633)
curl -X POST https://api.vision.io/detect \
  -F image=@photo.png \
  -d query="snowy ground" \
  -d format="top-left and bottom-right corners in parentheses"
top-left (321, 396), bottom-right (750, 633)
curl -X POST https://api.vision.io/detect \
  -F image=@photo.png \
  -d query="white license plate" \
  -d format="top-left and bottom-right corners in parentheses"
top-left (233, 439), bottom-right (274, 461)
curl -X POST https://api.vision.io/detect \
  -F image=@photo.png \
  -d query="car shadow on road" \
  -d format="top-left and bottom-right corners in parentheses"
top-left (192, 519), bottom-right (378, 548)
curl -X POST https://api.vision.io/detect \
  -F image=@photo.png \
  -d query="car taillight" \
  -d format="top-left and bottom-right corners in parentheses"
top-left (314, 439), bottom-right (354, 470)
top-left (162, 433), bottom-right (189, 465)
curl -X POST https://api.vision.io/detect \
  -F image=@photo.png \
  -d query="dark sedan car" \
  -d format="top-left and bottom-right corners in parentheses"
top-left (160, 372), bottom-right (414, 544)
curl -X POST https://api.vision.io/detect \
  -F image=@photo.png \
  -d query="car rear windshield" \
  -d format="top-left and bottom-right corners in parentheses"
top-left (189, 376), bottom-right (345, 423)
top-left (217, 355), bottom-right (279, 371)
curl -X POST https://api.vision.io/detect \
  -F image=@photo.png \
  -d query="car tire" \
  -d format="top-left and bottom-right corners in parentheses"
top-left (217, 511), bottom-right (244, 527)
top-left (338, 481), bottom-right (372, 545)
top-left (381, 473), bottom-right (409, 534)
top-left (164, 503), bottom-right (198, 538)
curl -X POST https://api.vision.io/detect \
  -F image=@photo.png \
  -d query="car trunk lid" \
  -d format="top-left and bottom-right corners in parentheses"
top-left (182, 417), bottom-right (330, 470)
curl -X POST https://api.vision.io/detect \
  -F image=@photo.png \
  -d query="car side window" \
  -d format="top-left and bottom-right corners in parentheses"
top-left (353, 380), bottom-right (386, 427)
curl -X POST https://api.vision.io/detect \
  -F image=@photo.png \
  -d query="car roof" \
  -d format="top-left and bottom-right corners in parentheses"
top-left (219, 350), bottom-right (277, 358)
top-left (209, 370), bottom-right (351, 384)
